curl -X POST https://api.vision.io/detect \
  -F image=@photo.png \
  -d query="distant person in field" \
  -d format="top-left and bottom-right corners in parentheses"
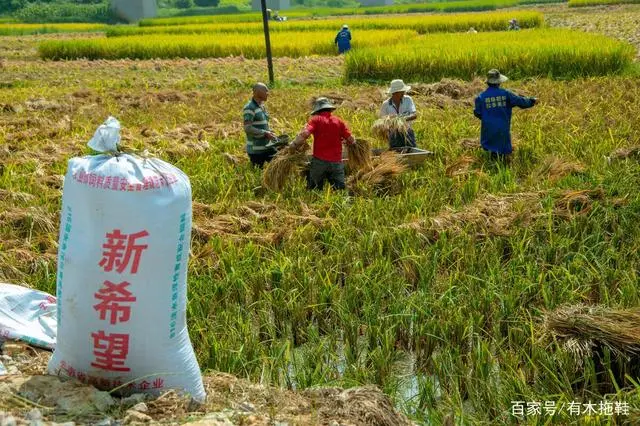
top-left (473, 69), bottom-right (537, 159)
top-left (243, 82), bottom-right (277, 168)
top-left (335, 24), bottom-right (352, 54)
top-left (468, 27), bottom-right (478, 33)
top-left (292, 97), bottom-right (355, 190)
top-left (379, 79), bottom-right (418, 150)
top-left (508, 19), bottom-right (520, 30)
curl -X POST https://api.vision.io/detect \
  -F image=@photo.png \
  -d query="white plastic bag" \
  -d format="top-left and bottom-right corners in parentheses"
top-left (0, 283), bottom-right (57, 351)
top-left (48, 118), bottom-right (205, 402)
top-left (88, 116), bottom-right (121, 153)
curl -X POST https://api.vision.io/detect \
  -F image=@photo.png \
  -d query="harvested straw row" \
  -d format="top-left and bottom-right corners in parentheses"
top-left (535, 156), bottom-right (586, 182)
top-left (543, 305), bottom-right (640, 360)
top-left (263, 142), bottom-right (311, 192)
top-left (399, 188), bottom-right (614, 240)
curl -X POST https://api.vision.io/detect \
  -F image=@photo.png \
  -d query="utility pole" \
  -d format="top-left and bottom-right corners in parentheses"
top-left (259, 0), bottom-right (274, 85)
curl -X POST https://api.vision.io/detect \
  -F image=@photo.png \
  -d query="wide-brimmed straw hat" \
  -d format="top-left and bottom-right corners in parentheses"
top-left (388, 79), bottom-right (411, 94)
top-left (311, 97), bottom-right (336, 114)
top-left (342, 24), bottom-right (349, 29)
top-left (486, 69), bottom-right (508, 85)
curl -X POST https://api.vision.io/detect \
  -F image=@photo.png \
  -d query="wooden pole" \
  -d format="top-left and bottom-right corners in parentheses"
top-left (259, 0), bottom-right (274, 84)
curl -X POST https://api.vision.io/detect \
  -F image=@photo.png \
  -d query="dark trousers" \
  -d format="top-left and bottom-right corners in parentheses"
top-left (389, 128), bottom-right (416, 150)
top-left (248, 150), bottom-right (276, 168)
top-left (307, 157), bottom-right (345, 190)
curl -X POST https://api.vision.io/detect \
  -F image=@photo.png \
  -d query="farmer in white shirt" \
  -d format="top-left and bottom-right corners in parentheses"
top-left (379, 79), bottom-right (418, 150)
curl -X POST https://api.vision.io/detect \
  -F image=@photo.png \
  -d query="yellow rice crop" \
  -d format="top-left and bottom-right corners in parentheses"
top-left (569, 0), bottom-right (640, 6)
top-left (345, 29), bottom-right (635, 81)
top-left (108, 11), bottom-right (542, 37)
top-left (39, 30), bottom-right (418, 60)
top-left (0, 23), bottom-right (106, 36)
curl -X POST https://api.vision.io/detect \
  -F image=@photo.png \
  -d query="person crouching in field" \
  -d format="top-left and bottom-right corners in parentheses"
top-left (291, 97), bottom-right (355, 190)
top-left (380, 79), bottom-right (418, 150)
top-left (473, 69), bottom-right (536, 160)
top-left (243, 82), bottom-right (278, 168)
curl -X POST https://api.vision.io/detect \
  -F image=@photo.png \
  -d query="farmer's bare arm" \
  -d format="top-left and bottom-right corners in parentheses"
top-left (403, 112), bottom-right (417, 121)
top-left (292, 128), bottom-right (311, 146)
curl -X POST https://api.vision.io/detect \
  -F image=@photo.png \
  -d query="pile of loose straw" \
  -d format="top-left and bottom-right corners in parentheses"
top-left (346, 138), bottom-right (373, 171)
top-left (347, 152), bottom-right (407, 196)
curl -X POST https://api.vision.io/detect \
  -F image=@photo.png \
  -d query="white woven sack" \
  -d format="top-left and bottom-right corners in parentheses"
top-left (48, 118), bottom-right (205, 401)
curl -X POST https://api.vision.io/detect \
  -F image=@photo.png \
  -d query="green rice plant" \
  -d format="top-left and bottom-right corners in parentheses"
top-left (345, 29), bottom-right (635, 82)
top-left (569, 0), bottom-right (640, 6)
top-left (0, 23), bottom-right (107, 36)
top-left (39, 30), bottom-right (418, 60)
top-left (108, 11), bottom-right (542, 37)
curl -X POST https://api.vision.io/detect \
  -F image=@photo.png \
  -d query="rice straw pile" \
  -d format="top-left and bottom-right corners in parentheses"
top-left (543, 305), bottom-right (640, 361)
top-left (347, 152), bottom-right (407, 196)
top-left (399, 192), bottom-right (544, 240)
top-left (346, 138), bottom-right (373, 171)
top-left (371, 116), bottom-right (409, 141)
top-left (554, 188), bottom-right (605, 218)
top-left (608, 145), bottom-right (640, 161)
top-left (262, 142), bottom-right (310, 192)
top-left (535, 156), bottom-right (586, 182)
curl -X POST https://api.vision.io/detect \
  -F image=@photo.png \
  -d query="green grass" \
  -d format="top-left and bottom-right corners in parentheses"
top-left (345, 29), bottom-right (636, 82)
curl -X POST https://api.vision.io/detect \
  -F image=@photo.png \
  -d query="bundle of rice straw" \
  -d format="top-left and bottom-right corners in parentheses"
top-left (346, 138), bottom-right (373, 171)
top-left (543, 305), bottom-right (640, 362)
top-left (262, 142), bottom-right (310, 192)
top-left (371, 116), bottom-right (409, 141)
top-left (347, 152), bottom-right (407, 196)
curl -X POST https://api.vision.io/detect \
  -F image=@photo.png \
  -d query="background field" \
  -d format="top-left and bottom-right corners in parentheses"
top-left (1, 2), bottom-right (640, 424)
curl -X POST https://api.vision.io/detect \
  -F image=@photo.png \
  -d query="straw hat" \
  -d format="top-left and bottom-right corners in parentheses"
top-left (388, 79), bottom-right (411, 94)
top-left (486, 69), bottom-right (508, 85)
top-left (311, 97), bottom-right (336, 115)
top-left (342, 24), bottom-right (349, 29)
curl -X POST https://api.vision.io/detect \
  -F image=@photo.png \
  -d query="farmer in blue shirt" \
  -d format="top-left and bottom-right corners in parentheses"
top-left (335, 25), bottom-right (352, 54)
top-left (473, 69), bottom-right (536, 157)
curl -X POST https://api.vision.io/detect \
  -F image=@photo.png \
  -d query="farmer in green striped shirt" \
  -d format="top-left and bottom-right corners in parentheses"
top-left (243, 82), bottom-right (277, 168)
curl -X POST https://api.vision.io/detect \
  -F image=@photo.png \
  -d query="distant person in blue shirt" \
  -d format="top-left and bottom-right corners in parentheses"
top-left (335, 24), bottom-right (352, 54)
top-left (473, 69), bottom-right (537, 158)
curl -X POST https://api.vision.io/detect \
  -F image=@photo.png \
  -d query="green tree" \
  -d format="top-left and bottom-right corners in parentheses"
top-left (0, 0), bottom-right (27, 13)
top-left (175, 0), bottom-right (194, 8)
top-left (194, 0), bottom-right (220, 6)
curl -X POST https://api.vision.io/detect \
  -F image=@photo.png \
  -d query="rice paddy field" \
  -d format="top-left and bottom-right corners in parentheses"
top-left (2, 2), bottom-right (640, 424)
top-left (0, 23), bottom-right (106, 36)
top-left (106, 11), bottom-right (543, 36)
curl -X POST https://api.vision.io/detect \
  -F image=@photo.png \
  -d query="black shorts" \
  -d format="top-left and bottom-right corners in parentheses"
top-left (248, 151), bottom-right (277, 168)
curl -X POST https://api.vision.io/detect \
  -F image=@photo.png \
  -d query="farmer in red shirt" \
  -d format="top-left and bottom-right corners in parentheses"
top-left (292, 97), bottom-right (355, 190)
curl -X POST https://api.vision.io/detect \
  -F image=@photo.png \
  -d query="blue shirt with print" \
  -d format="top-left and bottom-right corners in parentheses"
top-left (334, 29), bottom-right (351, 53)
top-left (473, 86), bottom-right (535, 154)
